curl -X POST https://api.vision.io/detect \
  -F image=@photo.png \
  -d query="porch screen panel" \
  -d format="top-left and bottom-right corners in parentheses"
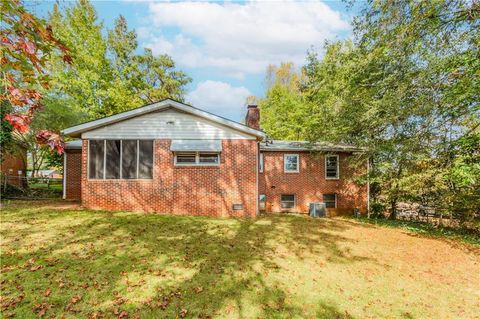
top-left (89, 140), bottom-right (104, 179)
top-left (122, 140), bottom-right (137, 179)
top-left (105, 140), bottom-right (121, 179)
top-left (138, 140), bottom-right (153, 179)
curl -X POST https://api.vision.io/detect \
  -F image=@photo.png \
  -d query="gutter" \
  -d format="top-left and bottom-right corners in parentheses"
top-left (62, 152), bottom-right (67, 199)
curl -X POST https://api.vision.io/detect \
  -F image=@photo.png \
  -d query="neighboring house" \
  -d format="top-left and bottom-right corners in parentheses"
top-left (28, 169), bottom-right (62, 179)
top-left (0, 147), bottom-right (27, 189)
top-left (62, 99), bottom-right (367, 217)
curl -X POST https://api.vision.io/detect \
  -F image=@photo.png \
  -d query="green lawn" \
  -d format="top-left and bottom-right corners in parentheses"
top-left (1, 201), bottom-right (479, 319)
top-left (28, 182), bottom-right (63, 192)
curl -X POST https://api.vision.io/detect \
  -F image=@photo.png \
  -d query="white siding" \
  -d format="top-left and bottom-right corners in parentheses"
top-left (82, 109), bottom-right (256, 140)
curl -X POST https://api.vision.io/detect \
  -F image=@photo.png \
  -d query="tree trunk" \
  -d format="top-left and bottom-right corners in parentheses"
top-left (367, 157), bottom-right (372, 219)
top-left (389, 200), bottom-right (397, 220)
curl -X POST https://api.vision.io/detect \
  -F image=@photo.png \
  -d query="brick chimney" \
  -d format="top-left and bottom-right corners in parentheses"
top-left (245, 104), bottom-right (260, 129)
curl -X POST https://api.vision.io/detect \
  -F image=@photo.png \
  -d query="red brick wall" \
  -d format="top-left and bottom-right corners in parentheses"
top-left (259, 152), bottom-right (367, 216)
top-left (65, 150), bottom-right (82, 200)
top-left (80, 139), bottom-right (258, 217)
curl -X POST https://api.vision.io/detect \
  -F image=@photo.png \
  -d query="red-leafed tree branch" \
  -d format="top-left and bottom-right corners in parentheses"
top-left (1, 0), bottom-right (71, 154)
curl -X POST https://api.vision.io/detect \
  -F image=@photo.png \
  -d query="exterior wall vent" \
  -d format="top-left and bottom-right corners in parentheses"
top-left (232, 204), bottom-right (244, 210)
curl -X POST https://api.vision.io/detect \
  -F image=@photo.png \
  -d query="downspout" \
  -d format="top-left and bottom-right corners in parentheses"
top-left (63, 152), bottom-right (67, 199)
top-left (256, 141), bottom-right (259, 216)
top-left (367, 157), bottom-right (370, 218)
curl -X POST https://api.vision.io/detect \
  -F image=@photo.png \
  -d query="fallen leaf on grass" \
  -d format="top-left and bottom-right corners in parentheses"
top-left (180, 309), bottom-right (188, 318)
top-left (24, 258), bottom-right (35, 267)
top-left (44, 288), bottom-right (51, 297)
top-left (65, 294), bottom-right (82, 312)
top-left (113, 308), bottom-right (129, 318)
top-left (193, 286), bottom-right (204, 293)
top-left (1, 265), bottom-right (15, 273)
top-left (70, 295), bottom-right (81, 304)
top-left (225, 303), bottom-right (236, 314)
top-left (142, 298), bottom-right (153, 308)
top-left (113, 296), bottom-right (127, 305)
top-left (33, 303), bottom-right (52, 317)
top-left (89, 312), bottom-right (104, 319)
top-left (1, 297), bottom-right (17, 311)
top-left (30, 265), bottom-right (43, 272)
top-left (93, 280), bottom-right (101, 290)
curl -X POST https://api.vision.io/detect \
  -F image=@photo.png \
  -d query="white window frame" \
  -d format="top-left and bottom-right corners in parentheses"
top-left (259, 153), bottom-right (264, 173)
top-left (284, 154), bottom-right (299, 173)
top-left (323, 193), bottom-right (337, 208)
top-left (281, 194), bottom-right (296, 209)
top-left (174, 152), bottom-right (220, 166)
top-left (325, 155), bottom-right (339, 180)
top-left (87, 139), bottom-right (154, 180)
top-left (174, 152), bottom-right (197, 165)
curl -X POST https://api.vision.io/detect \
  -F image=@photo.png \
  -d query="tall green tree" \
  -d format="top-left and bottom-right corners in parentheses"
top-left (346, 0), bottom-right (479, 220)
top-left (258, 0), bottom-right (479, 221)
top-left (106, 15), bottom-right (143, 111)
top-left (107, 16), bottom-right (191, 106)
top-left (46, 2), bottom-right (191, 119)
top-left (258, 63), bottom-right (310, 140)
top-left (132, 48), bottom-right (190, 103)
top-left (47, 0), bottom-right (115, 118)
top-left (0, 101), bottom-right (14, 162)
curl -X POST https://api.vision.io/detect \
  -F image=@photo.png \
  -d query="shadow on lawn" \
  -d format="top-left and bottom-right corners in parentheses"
top-left (1, 208), bottom-right (366, 318)
top-left (277, 215), bottom-right (375, 264)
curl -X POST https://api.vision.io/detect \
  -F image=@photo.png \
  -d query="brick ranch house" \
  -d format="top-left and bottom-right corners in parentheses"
top-left (62, 99), bottom-right (368, 218)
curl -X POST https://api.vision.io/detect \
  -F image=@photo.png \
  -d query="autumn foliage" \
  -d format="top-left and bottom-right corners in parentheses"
top-left (1, 0), bottom-right (71, 153)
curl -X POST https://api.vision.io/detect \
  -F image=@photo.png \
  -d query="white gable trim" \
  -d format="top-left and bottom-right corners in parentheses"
top-left (62, 99), bottom-right (265, 139)
top-left (81, 109), bottom-right (255, 140)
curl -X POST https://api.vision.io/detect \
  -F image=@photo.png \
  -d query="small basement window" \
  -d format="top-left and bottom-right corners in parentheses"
top-left (323, 194), bottom-right (337, 208)
top-left (175, 152), bottom-right (220, 166)
top-left (281, 194), bottom-right (295, 209)
top-left (259, 194), bottom-right (266, 210)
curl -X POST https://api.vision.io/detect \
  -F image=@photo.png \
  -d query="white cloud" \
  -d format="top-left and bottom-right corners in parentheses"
top-left (186, 80), bottom-right (252, 121)
top-left (145, 1), bottom-right (349, 77)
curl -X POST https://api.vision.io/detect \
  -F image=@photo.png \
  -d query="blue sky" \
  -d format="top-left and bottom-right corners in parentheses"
top-left (35, 1), bottom-right (356, 121)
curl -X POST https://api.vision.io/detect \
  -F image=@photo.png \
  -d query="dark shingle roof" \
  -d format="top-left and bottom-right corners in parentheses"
top-left (65, 140), bottom-right (82, 150)
top-left (260, 140), bottom-right (364, 152)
